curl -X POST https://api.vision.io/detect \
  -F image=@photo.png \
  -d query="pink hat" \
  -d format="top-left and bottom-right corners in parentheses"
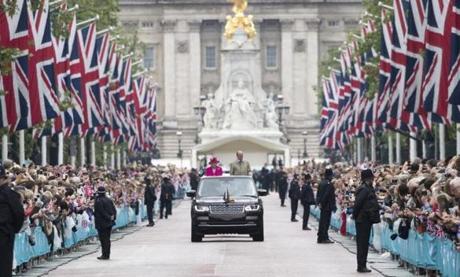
top-left (209, 157), bottom-right (219, 164)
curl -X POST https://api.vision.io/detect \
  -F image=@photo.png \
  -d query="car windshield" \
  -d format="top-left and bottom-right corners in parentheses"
top-left (198, 178), bottom-right (257, 197)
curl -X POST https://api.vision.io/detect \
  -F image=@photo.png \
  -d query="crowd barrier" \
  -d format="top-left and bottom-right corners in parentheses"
top-left (14, 204), bottom-right (147, 266)
top-left (310, 206), bottom-right (460, 277)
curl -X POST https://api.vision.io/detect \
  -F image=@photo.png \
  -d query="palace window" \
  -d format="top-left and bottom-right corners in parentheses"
top-left (205, 46), bottom-right (217, 69)
top-left (266, 45), bottom-right (278, 69)
top-left (143, 46), bottom-right (155, 70)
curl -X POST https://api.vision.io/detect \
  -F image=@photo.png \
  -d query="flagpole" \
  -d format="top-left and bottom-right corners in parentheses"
top-left (2, 135), bottom-right (8, 161)
top-left (103, 144), bottom-right (107, 169)
top-left (409, 132), bottom-right (417, 162)
top-left (80, 137), bottom-right (86, 167)
top-left (439, 124), bottom-right (446, 161)
top-left (41, 136), bottom-right (47, 166)
top-left (19, 130), bottom-right (25, 166)
top-left (456, 124), bottom-right (460, 155)
top-left (90, 139), bottom-right (96, 167)
top-left (371, 135), bottom-right (376, 162)
top-left (58, 133), bottom-right (64, 165)
top-left (396, 132), bottom-right (401, 164)
top-left (388, 133), bottom-right (394, 164)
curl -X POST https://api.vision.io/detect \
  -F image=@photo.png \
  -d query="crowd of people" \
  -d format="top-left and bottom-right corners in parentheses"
top-left (0, 160), bottom-right (194, 277)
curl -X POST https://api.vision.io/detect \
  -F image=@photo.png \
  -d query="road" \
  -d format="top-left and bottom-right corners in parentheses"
top-left (46, 194), bottom-right (382, 277)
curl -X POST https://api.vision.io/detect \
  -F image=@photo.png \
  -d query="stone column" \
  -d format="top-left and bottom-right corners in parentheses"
top-left (456, 124), bottom-right (460, 155)
top-left (188, 20), bottom-right (202, 118)
top-left (41, 136), bottom-right (47, 166)
top-left (19, 130), bottom-right (25, 166)
top-left (2, 135), bottom-right (8, 161)
top-left (304, 18), bottom-right (320, 119)
top-left (281, 19), bottom-right (294, 112)
top-left (162, 20), bottom-right (177, 123)
top-left (439, 124), bottom-right (446, 161)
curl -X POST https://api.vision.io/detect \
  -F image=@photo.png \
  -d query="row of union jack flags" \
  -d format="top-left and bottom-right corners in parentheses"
top-left (0, 0), bottom-right (158, 152)
top-left (320, 0), bottom-right (460, 151)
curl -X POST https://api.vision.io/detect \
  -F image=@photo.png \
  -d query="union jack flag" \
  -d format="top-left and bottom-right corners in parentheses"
top-left (377, 9), bottom-right (393, 125)
top-left (448, 0), bottom-right (460, 114)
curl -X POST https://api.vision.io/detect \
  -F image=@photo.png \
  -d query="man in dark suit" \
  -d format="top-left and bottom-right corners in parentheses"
top-left (160, 175), bottom-right (175, 219)
top-left (316, 168), bottom-right (336, 243)
top-left (144, 177), bottom-right (157, 227)
top-left (0, 165), bottom-right (25, 277)
top-left (288, 174), bottom-right (301, 222)
top-left (353, 169), bottom-right (380, 273)
top-left (300, 173), bottom-right (315, 231)
top-left (278, 170), bottom-right (288, 207)
top-left (94, 186), bottom-right (117, 260)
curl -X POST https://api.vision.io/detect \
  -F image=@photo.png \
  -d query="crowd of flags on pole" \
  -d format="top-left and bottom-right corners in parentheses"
top-left (0, 0), bottom-right (158, 152)
top-left (320, 0), bottom-right (460, 151)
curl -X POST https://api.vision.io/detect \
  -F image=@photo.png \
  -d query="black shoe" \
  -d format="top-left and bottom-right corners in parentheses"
top-left (357, 268), bottom-right (372, 273)
top-left (323, 239), bottom-right (334, 244)
top-left (303, 227), bottom-right (312, 231)
top-left (146, 223), bottom-right (154, 227)
top-left (97, 256), bottom-right (109, 260)
top-left (291, 219), bottom-right (299, 222)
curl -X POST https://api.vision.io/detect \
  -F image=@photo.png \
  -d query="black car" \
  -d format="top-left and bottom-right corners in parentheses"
top-left (187, 176), bottom-right (268, 242)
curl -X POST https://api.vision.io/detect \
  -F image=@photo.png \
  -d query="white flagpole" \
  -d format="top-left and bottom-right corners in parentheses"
top-left (19, 130), bottom-right (25, 166)
top-left (41, 136), bottom-right (47, 166)
top-left (388, 133), bottom-right (394, 164)
top-left (456, 124), bottom-right (460, 155)
top-left (2, 135), bottom-right (8, 161)
top-left (90, 139), bottom-right (96, 167)
top-left (439, 124), bottom-right (446, 161)
top-left (409, 132), bottom-right (417, 162)
top-left (58, 133), bottom-right (64, 165)
top-left (80, 137), bottom-right (86, 167)
top-left (396, 132), bottom-right (401, 164)
top-left (371, 135), bottom-right (376, 162)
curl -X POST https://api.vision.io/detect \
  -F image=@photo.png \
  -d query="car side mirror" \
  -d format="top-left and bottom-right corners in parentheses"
top-left (257, 189), bottom-right (268, 197)
top-left (186, 190), bottom-right (196, 198)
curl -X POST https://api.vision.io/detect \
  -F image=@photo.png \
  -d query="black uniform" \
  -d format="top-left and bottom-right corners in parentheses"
top-left (189, 171), bottom-right (200, 191)
top-left (0, 184), bottom-right (25, 277)
top-left (300, 182), bottom-right (315, 230)
top-left (94, 193), bottom-right (117, 259)
top-left (353, 182), bottom-right (380, 271)
top-left (316, 178), bottom-right (336, 243)
top-left (144, 181), bottom-right (157, 226)
top-left (160, 180), bottom-right (175, 219)
top-left (278, 172), bottom-right (288, 206)
top-left (288, 180), bottom-right (301, 221)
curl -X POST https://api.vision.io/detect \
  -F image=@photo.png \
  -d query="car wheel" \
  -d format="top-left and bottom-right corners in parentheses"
top-left (252, 220), bottom-right (264, 242)
top-left (191, 224), bottom-right (202, 242)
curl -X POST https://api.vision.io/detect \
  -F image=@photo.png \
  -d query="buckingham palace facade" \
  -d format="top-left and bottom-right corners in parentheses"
top-left (118, 0), bottom-right (363, 161)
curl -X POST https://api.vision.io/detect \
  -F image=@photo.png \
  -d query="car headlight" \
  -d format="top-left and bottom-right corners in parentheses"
top-left (244, 204), bottom-right (260, 212)
top-left (194, 205), bottom-right (210, 212)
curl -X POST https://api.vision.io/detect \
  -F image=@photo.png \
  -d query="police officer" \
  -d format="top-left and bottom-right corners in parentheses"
top-left (144, 177), bottom-right (157, 227)
top-left (0, 165), bottom-right (25, 277)
top-left (316, 168), bottom-right (336, 243)
top-left (94, 186), bottom-right (117, 260)
top-left (353, 169), bottom-right (380, 273)
top-left (288, 174), bottom-right (301, 222)
top-left (278, 170), bottom-right (288, 207)
top-left (160, 175), bottom-right (175, 219)
top-left (300, 174), bottom-right (315, 231)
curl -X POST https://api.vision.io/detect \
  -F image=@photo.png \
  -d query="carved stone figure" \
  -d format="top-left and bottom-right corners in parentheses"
top-left (264, 92), bottom-right (278, 129)
top-left (203, 94), bottom-right (219, 129)
top-left (222, 78), bottom-right (257, 129)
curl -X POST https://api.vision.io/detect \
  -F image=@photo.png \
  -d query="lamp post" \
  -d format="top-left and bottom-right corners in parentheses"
top-left (193, 95), bottom-right (207, 144)
top-left (275, 94), bottom-right (290, 144)
top-left (176, 130), bottom-right (183, 167)
top-left (302, 130), bottom-right (308, 159)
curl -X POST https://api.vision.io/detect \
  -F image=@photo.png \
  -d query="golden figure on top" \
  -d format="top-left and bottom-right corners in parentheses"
top-left (224, 0), bottom-right (257, 41)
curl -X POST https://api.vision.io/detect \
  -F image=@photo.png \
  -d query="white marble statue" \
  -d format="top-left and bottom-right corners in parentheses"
top-left (222, 78), bottom-right (258, 129)
top-left (203, 93), bottom-right (219, 129)
top-left (264, 92), bottom-right (278, 129)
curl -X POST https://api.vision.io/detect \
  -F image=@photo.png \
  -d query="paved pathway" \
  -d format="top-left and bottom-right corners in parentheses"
top-left (37, 194), bottom-right (410, 277)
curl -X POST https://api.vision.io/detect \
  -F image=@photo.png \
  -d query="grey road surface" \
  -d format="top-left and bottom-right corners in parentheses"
top-left (46, 194), bottom-right (384, 277)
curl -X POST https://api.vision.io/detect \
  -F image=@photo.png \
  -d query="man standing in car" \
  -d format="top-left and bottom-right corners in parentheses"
top-left (230, 151), bottom-right (251, 176)
top-left (316, 168), bottom-right (336, 244)
top-left (94, 186), bottom-right (117, 260)
top-left (0, 164), bottom-right (25, 277)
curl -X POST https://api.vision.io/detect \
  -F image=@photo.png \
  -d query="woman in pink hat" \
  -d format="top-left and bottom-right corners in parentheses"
top-left (205, 157), bottom-right (223, 176)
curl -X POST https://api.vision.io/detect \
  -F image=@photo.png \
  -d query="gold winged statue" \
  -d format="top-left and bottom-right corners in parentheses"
top-left (224, 0), bottom-right (257, 41)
